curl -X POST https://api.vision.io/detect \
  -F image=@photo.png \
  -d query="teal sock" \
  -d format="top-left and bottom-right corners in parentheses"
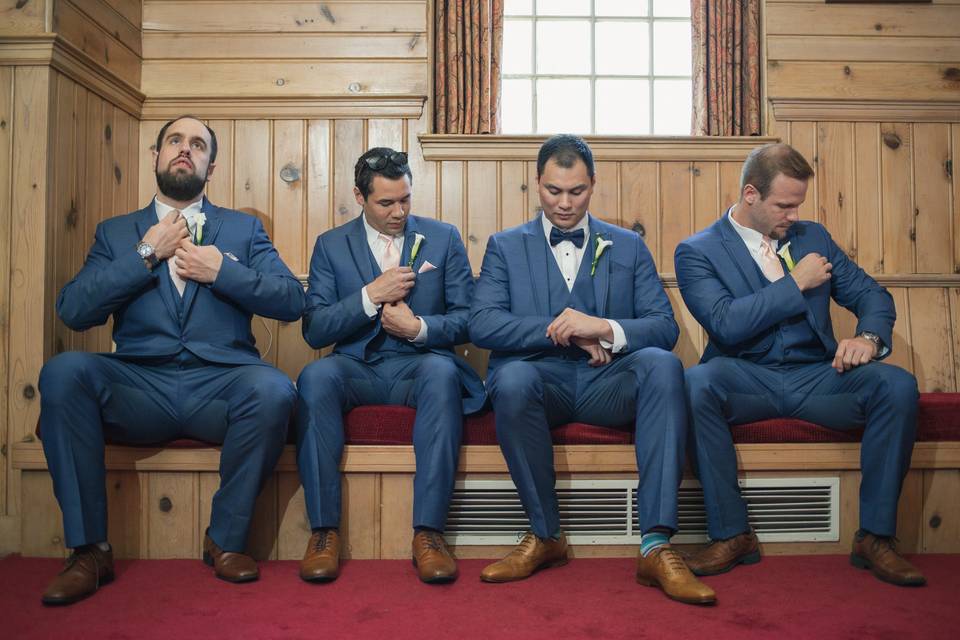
top-left (640, 532), bottom-right (670, 557)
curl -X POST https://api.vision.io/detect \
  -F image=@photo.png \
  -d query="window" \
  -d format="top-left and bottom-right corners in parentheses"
top-left (501, 0), bottom-right (693, 135)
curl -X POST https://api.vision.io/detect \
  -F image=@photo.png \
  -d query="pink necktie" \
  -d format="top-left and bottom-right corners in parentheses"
top-left (169, 209), bottom-right (187, 296)
top-left (759, 238), bottom-right (784, 282)
top-left (379, 233), bottom-right (400, 270)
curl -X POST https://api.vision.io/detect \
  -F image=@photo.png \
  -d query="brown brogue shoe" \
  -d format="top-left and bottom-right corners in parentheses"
top-left (203, 533), bottom-right (259, 583)
top-left (683, 531), bottom-right (760, 576)
top-left (300, 529), bottom-right (341, 583)
top-left (412, 530), bottom-right (458, 583)
top-left (480, 532), bottom-right (569, 583)
top-left (851, 533), bottom-right (926, 586)
top-left (636, 545), bottom-right (716, 605)
top-left (41, 545), bottom-right (114, 606)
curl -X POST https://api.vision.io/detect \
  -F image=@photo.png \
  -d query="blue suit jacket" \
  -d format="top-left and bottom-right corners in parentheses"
top-left (469, 214), bottom-right (679, 374)
top-left (57, 198), bottom-right (305, 367)
top-left (301, 215), bottom-right (485, 414)
top-left (674, 216), bottom-right (895, 363)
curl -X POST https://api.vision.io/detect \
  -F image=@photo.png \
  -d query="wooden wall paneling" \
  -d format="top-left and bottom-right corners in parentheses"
top-left (500, 160), bottom-right (527, 230)
top-left (913, 124), bottom-right (953, 274)
top-left (0, 0), bottom-right (48, 33)
top-left (591, 161), bottom-right (619, 227)
top-left (880, 123), bottom-right (915, 274)
top-left (691, 161), bottom-right (720, 234)
top-left (205, 120), bottom-right (234, 209)
top-left (816, 122), bottom-right (856, 257)
top-left (20, 471), bottom-right (65, 558)
top-left (767, 35), bottom-right (960, 64)
top-left (828, 301), bottom-right (858, 346)
top-left (378, 473), bottom-right (412, 560)
top-left (659, 162), bottom-right (693, 273)
top-left (526, 161), bottom-right (540, 222)
top-left (765, 4), bottom-right (960, 38)
top-left (620, 162), bottom-right (659, 264)
top-left (667, 288), bottom-right (702, 368)
top-left (789, 121), bottom-right (818, 221)
top-left (276, 320), bottom-right (317, 384)
top-left (85, 96), bottom-right (111, 353)
top-left (853, 123), bottom-right (882, 274)
top-left (466, 161), bottom-right (498, 271)
top-left (9, 66), bottom-right (51, 475)
top-left (343, 473), bottom-right (380, 559)
top-left (954, 124), bottom-right (960, 276)
top-left (718, 162), bottom-right (743, 219)
top-left (922, 469), bottom-right (960, 553)
top-left (197, 471), bottom-right (218, 556)
top-left (138, 120), bottom-right (162, 205)
top-left (53, 0), bottom-right (142, 88)
top-left (272, 119), bottom-right (306, 273)
top-left (143, 2), bottom-right (428, 34)
top-left (103, 0), bottom-right (142, 29)
top-left (407, 112), bottom-right (437, 219)
top-left (767, 62), bottom-right (960, 102)
top-left (885, 288), bottom-right (915, 375)
top-left (895, 469), bottom-right (923, 554)
top-left (767, 112), bottom-right (790, 144)
top-left (63, 0), bottom-right (142, 56)
top-left (332, 119), bottom-right (363, 228)
top-left (306, 119), bottom-right (331, 243)
top-left (143, 33), bottom-right (429, 60)
top-left (146, 471), bottom-right (199, 558)
top-left (367, 118), bottom-right (404, 152)
top-left (276, 471), bottom-right (310, 561)
top-left (49, 73), bottom-right (71, 357)
top-left (105, 470), bottom-right (141, 558)
top-left (0, 66), bottom-right (12, 515)
top-left (439, 161), bottom-right (465, 233)
top-left (245, 474), bottom-right (278, 560)
top-left (908, 288), bottom-right (956, 393)
top-left (951, 288), bottom-right (960, 391)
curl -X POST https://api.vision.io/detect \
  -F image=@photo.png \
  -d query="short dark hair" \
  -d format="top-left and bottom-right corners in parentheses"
top-left (354, 147), bottom-right (413, 199)
top-left (741, 143), bottom-right (814, 199)
top-left (537, 134), bottom-right (595, 178)
top-left (155, 115), bottom-right (218, 164)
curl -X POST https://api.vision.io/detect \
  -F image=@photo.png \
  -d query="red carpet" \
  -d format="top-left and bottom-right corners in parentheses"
top-left (1, 554), bottom-right (957, 639)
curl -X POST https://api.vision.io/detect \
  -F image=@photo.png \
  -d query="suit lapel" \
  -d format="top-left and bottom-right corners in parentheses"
top-left (346, 216), bottom-right (376, 284)
top-left (137, 202), bottom-right (180, 324)
top-left (718, 215), bottom-right (766, 293)
top-left (400, 216), bottom-right (418, 271)
top-left (181, 199), bottom-right (223, 319)
top-left (779, 228), bottom-right (829, 342)
top-left (523, 217), bottom-right (550, 316)
top-left (588, 220), bottom-right (610, 317)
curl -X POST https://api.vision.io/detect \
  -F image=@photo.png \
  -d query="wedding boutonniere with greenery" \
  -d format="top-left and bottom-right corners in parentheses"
top-left (407, 233), bottom-right (425, 267)
top-left (777, 241), bottom-right (796, 272)
top-left (591, 237), bottom-right (613, 276)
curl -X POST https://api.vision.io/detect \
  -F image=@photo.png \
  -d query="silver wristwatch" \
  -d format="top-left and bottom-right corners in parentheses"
top-left (136, 241), bottom-right (159, 269)
top-left (857, 331), bottom-right (882, 352)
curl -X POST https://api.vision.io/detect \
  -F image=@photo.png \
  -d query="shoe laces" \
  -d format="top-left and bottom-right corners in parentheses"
top-left (63, 547), bottom-right (103, 586)
top-left (870, 535), bottom-right (900, 557)
top-left (658, 547), bottom-right (689, 576)
top-left (507, 532), bottom-right (539, 559)
top-left (419, 531), bottom-right (446, 552)
top-left (313, 530), bottom-right (335, 552)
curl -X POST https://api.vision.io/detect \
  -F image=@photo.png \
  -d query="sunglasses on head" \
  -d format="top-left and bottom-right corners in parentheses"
top-left (363, 151), bottom-right (409, 171)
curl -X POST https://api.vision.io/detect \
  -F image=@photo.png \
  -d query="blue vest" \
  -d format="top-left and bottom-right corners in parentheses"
top-left (363, 244), bottom-right (421, 360)
top-left (751, 261), bottom-right (827, 366)
top-left (544, 232), bottom-right (597, 360)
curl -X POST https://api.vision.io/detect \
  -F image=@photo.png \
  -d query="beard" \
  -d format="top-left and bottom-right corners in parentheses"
top-left (156, 164), bottom-right (207, 202)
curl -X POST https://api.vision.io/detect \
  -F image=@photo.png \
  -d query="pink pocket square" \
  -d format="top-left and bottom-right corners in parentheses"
top-left (418, 261), bottom-right (437, 274)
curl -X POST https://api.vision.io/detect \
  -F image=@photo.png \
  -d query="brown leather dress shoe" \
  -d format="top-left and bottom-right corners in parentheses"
top-left (851, 532), bottom-right (926, 586)
top-left (480, 532), bottom-right (569, 583)
top-left (636, 545), bottom-right (716, 605)
top-left (683, 531), bottom-right (760, 576)
top-left (412, 530), bottom-right (458, 583)
top-left (203, 533), bottom-right (259, 583)
top-left (300, 529), bottom-right (341, 583)
top-left (41, 545), bottom-right (114, 606)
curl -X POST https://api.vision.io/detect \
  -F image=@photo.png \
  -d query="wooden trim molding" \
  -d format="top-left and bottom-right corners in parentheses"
top-left (141, 95), bottom-right (427, 120)
top-left (770, 98), bottom-right (960, 123)
top-left (0, 35), bottom-right (144, 117)
top-left (419, 135), bottom-right (781, 161)
top-left (12, 441), bottom-right (960, 473)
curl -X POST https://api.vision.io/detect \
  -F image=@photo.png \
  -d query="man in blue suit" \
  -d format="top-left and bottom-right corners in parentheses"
top-left (37, 116), bottom-right (304, 604)
top-left (675, 143), bottom-right (924, 586)
top-left (469, 135), bottom-right (714, 604)
top-left (296, 147), bottom-right (484, 584)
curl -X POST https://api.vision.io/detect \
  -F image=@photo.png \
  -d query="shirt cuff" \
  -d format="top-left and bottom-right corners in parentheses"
top-left (361, 286), bottom-right (381, 318)
top-left (409, 316), bottom-right (428, 345)
top-left (599, 320), bottom-right (627, 353)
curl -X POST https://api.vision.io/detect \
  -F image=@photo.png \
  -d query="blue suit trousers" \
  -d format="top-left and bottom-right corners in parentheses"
top-left (487, 347), bottom-right (687, 539)
top-left (38, 350), bottom-right (295, 552)
top-left (684, 358), bottom-right (918, 540)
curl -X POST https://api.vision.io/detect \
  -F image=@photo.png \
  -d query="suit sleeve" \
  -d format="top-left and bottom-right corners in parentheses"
top-left (301, 234), bottom-right (376, 349)
top-left (209, 217), bottom-right (305, 321)
top-left (609, 235), bottom-right (679, 352)
top-left (824, 227), bottom-right (895, 356)
top-left (469, 235), bottom-right (556, 352)
top-left (417, 227), bottom-right (472, 348)
top-left (57, 222), bottom-right (156, 331)
top-left (674, 240), bottom-right (807, 347)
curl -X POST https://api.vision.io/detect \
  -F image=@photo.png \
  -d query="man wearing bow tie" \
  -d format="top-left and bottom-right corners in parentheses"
top-left (675, 143), bottom-right (923, 587)
top-left (296, 147), bottom-right (484, 584)
top-left (37, 116), bottom-right (305, 604)
top-left (469, 135), bottom-right (714, 604)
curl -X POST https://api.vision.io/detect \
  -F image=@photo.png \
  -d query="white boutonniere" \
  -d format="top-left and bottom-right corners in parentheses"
top-left (591, 237), bottom-right (613, 276)
top-left (777, 241), bottom-right (795, 272)
top-left (407, 232), bottom-right (425, 267)
top-left (187, 212), bottom-right (207, 244)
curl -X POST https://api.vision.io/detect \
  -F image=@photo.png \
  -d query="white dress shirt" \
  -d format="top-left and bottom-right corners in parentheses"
top-left (154, 196), bottom-right (205, 296)
top-left (359, 215), bottom-right (428, 344)
top-left (727, 206), bottom-right (781, 279)
top-left (540, 213), bottom-right (626, 353)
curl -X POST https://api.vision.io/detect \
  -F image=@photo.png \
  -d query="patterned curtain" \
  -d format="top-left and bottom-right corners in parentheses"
top-left (691, 0), bottom-right (761, 136)
top-left (435, 0), bottom-right (503, 134)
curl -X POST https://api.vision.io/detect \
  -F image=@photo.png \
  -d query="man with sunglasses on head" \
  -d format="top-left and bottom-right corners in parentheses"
top-left (296, 147), bottom-right (485, 584)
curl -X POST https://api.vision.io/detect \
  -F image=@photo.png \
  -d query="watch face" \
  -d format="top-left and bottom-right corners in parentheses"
top-left (138, 243), bottom-right (153, 258)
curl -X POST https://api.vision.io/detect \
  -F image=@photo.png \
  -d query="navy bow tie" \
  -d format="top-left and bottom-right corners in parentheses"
top-left (549, 227), bottom-right (585, 248)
